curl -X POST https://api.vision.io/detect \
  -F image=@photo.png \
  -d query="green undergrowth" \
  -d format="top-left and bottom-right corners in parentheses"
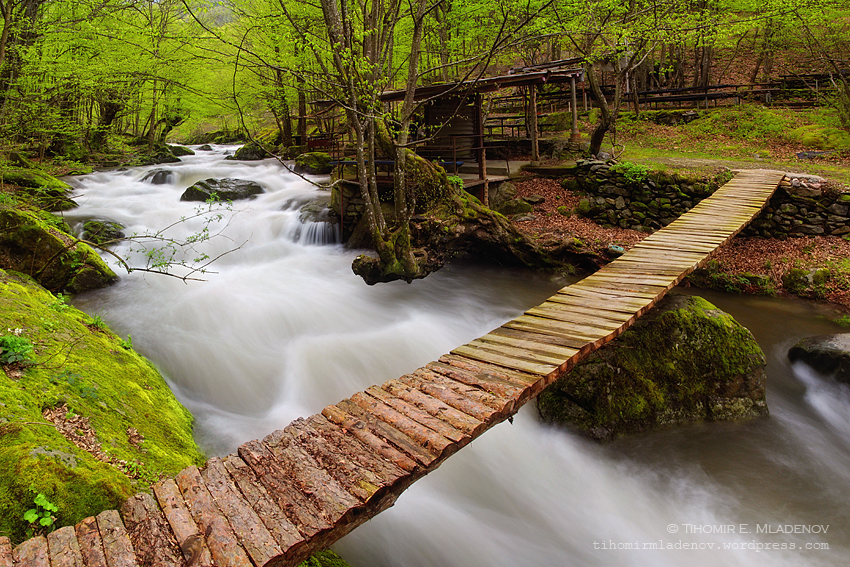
top-left (0, 268), bottom-right (204, 544)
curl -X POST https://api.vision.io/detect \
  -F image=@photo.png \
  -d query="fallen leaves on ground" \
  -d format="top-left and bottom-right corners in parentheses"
top-left (513, 176), bottom-right (850, 311)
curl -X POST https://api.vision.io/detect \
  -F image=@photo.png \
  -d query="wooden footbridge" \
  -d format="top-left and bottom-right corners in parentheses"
top-left (2, 170), bottom-right (785, 567)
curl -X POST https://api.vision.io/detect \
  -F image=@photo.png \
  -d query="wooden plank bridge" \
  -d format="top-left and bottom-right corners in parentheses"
top-left (1, 170), bottom-right (786, 567)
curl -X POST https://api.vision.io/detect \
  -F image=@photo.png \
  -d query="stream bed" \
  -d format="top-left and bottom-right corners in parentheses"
top-left (67, 147), bottom-right (849, 566)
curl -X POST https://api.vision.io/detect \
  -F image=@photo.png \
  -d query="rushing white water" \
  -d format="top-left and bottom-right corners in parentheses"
top-left (67, 148), bottom-right (849, 566)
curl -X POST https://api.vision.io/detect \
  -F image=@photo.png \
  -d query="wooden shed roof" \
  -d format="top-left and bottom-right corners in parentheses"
top-left (379, 65), bottom-right (584, 103)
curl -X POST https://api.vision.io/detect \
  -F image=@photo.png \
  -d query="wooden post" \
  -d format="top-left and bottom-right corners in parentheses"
top-left (529, 86), bottom-right (539, 162)
top-left (476, 93), bottom-right (485, 180)
top-left (570, 76), bottom-right (580, 142)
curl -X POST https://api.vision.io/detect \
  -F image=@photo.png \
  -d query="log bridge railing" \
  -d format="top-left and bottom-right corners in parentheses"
top-left (1, 170), bottom-right (786, 567)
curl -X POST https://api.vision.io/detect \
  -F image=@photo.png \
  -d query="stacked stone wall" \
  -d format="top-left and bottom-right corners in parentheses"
top-left (571, 160), bottom-right (850, 238)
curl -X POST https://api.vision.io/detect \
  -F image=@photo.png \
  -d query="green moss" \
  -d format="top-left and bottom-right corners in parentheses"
top-left (788, 125), bottom-right (850, 150)
top-left (0, 269), bottom-right (204, 543)
top-left (298, 550), bottom-right (353, 567)
top-left (537, 295), bottom-right (767, 440)
top-left (0, 208), bottom-right (116, 293)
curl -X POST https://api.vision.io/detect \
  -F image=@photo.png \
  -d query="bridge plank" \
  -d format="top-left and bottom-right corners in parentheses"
top-left (284, 418), bottom-right (387, 501)
top-left (438, 355), bottom-right (543, 398)
top-left (424, 361), bottom-right (523, 401)
top-left (336, 398), bottom-right (440, 465)
top-left (465, 337), bottom-right (568, 366)
top-left (237, 439), bottom-right (332, 539)
top-left (320, 405), bottom-right (420, 472)
top-left (558, 285), bottom-right (657, 303)
top-left (200, 459), bottom-right (282, 567)
top-left (47, 527), bottom-right (83, 567)
top-left (357, 388), bottom-right (465, 447)
top-left (400, 372), bottom-right (499, 422)
top-left (12, 536), bottom-right (48, 567)
top-left (0, 538), bottom-right (11, 567)
top-left (74, 517), bottom-right (108, 567)
top-left (262, 429), bottom-right (364, 527)
top-left (488, 325), bottom-right (607, 351)
top-left (544, 295), bottom-right (639, 316)
top-left (96, 510), bottom-right (137, 567)
top-left (475, 331), bottom-right (580, 359)
top-left (121, 493), bottom-right (185, 567)
top-left (175, 466), bottom-right (252, 567)
top-left (305, 414), bottom-right (409, 483)
top-left (153, 479), bottom-right (214, 567)
top-left (382, 379), bottom-right (486, 436)
top-left (220, 455), bottom-right (306, 556)
top-left (450, 344), bottom-right (557, 376)
top-left (509, 315), bottom-right (608, 339)
top-left (525, 305), bottom-right (631, 332)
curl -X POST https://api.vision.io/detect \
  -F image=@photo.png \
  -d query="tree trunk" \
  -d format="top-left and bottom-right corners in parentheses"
top-left (586, 63), bottom-right (616, 157)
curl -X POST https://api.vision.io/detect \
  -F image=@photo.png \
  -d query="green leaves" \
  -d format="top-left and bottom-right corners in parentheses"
top-left (23, 493), bottom-right (58, 535)
top-left (0, 333), bottom-right (35, 365)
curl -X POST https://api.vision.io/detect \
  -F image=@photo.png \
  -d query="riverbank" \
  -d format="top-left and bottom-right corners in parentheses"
top-left (512, 174), bottom-right (850, 313)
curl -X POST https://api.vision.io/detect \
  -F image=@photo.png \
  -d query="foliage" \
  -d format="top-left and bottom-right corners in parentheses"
top-left (610, 161), bottom-right (650, 183)
top-left (23, 493), bottom-right (58, 536)
top-left (0, 333), bottom-right (35, 364)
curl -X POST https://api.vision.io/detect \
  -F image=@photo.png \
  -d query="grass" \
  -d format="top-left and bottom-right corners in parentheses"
top-left (584, 105), bottom-right (850, 187)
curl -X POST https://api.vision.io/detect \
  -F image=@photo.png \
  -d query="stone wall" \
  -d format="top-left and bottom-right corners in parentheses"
top-left (570, 159), bottom-right (731, 231)
top-left (743, 173), bottom-right (850, 238)
top-left (571, 159), bottom-right (850, 238)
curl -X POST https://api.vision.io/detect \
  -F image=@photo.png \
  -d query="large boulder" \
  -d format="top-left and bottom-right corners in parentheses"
top-left (488, 181), bottom-right (517, 212)
top-left (0, 168), bottom-right (77, 211)
top-left (168, 145), bottom-right (195, 157)
top-left (294, 152), bottom-right (333, 175)
top-left (0, 208), bottom-right (117, 293)
top-left (81, 219), bottom-right (126, 246)
top-left (537, 294), bottom-right (768, 440)
top-left (140, 169), bottom-right (173, 185)
top-left (226, 141), bottom-right (270, 161)
top-left (180, 178), bottom-right (264, 202)
top-left (788, 334), bottom-right (850, 383)
top-left (496, 197), bottom-right (533, 217)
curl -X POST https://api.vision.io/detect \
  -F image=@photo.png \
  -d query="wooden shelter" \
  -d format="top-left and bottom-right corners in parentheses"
top-left (380, 59), bottom-right (585, 170)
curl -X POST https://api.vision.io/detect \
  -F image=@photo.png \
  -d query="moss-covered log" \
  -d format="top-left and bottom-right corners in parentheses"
top-left (537, 294), bottom-right (769, 440)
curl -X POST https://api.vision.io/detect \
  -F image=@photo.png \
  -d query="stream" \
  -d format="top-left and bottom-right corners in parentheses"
top-left (66, 147), bottom-right (849, 566)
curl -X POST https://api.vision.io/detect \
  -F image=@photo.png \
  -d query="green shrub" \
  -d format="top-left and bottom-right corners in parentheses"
top-left (0, 334), bottom-right (34, 364)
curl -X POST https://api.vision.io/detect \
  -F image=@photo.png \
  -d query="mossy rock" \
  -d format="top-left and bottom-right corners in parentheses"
top-left (495, 198), bottom-right (533, 217)
top-left (788, 125), bottom-right (850, 151)
top-left (537, 294), bottom-right (768, 440)
top-left (298, 550), bottom-right (353, 567)
top-left (125, 143), bottom-right (180, 167)
top-left (0, 269), bottom-right (204, 543)
top-left (227, 142), bottom-right (271, 161)
top-left (81, 220), bottom-right (126, 246)
top-left (0, 168), bottom-right (77, 212)
top-left (788, 333), bottom-right (850, 384)
top-left (0, 208), bottom-right (117, 294)
top-left (168, 145), bottom-right (195, 157)
top-left (782, 267), bottom-right (829, 296)
top-left (294, 152), bottom-right (333, 175)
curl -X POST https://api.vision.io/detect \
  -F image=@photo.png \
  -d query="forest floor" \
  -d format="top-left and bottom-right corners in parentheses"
top-left (512, 175), bottom-right (850, 316)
